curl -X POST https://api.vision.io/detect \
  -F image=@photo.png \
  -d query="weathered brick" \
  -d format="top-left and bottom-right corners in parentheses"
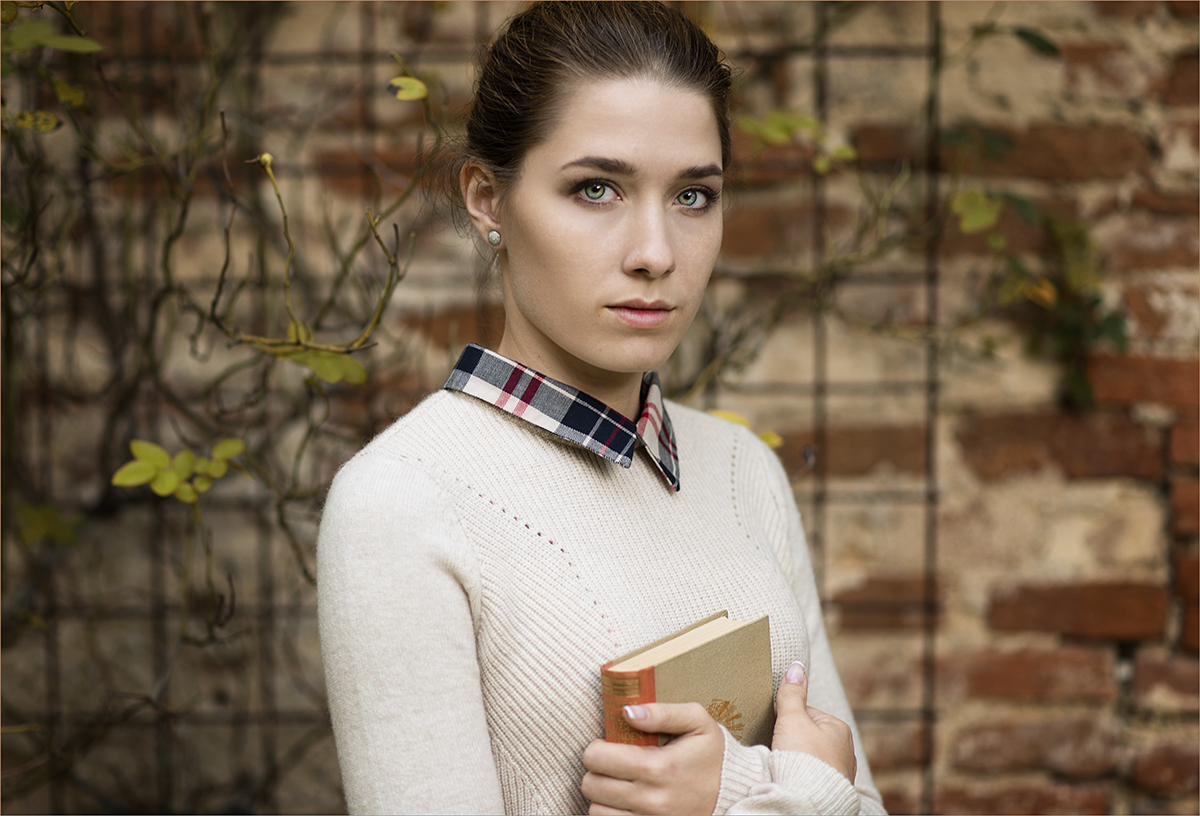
top-left (1088, 354), bottom-right (1200, 409)
top-left (1102, 214), bottom-right (1200, 271)
top-left (399, 303), bottom-right (504, 350)
top-left (313, 147), bottom-right (422, 197)
top-left (1133, 651), bottom-right (1200, 712)
top-left (1176, 553), bottom-right (1199, 601)
top-left (1092, 1), bottom-right (1159, 19)
top-left (1168, 0), bottom-right (1200, 15)
top-left (1125, 284), bottom-right (1172, 341)
top-left (1165, 50), bottom-right (1200, 107)
top-left (729, 128), bottom-right (817, 186)
top-left (77, 1), bottom-right (206, 59)
top-left (720, 201), bottom-right (852, 260)
top-left (1062, 41), bottom-right (1138, 95)
top-left (938, 197), bottom-right (1076, 256)
top-left (854, 123), bottom-right (1149, 180)
top-left (879, 787), bottom-right (919, 816)
top-left (955, 410), bottom-right (1162, 481)
top-left (1131, 744), bottom-right (1200, 794)
top-left (1173, 477), bottom-right (1200, 536)
top-left (939, 647), bottom-right (1117, 702)
top-left (988, 582), bottom-right (1170, 641)
top-left (777, 425), bottom-right (927, 478)
top-left (1130, 188), bottom-right (1200, 216)
top-left (934, 782), bottom-right (1109, 815)
top-left (861, 720), bottom-right (928, 771)
top-left (1183, 605), bottom-right (1199, 652)
top-left (830, 576), bottom-right (940, 630)
top-left (1171, 410), bottom-right (1199, 467)
top-left (951, 717), bottom-right (1119, 777)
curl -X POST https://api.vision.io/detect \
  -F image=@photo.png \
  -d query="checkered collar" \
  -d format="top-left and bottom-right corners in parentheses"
top-left (443, 343), bottom-right (680, 492)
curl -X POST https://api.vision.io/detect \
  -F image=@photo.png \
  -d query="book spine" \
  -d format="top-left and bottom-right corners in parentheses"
top-left (600, 663), bottom-right (657, 745)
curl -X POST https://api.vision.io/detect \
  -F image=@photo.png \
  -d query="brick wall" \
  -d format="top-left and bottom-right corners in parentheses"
top-left (2, 2), bottom-right (1196, 814)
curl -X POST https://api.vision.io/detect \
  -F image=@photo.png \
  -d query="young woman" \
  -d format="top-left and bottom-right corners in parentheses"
top-left (317, 3), bottom-right (886, 814)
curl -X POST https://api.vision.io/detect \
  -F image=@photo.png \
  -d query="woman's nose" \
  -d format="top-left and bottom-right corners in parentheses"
top-left (624, 207), bottom-right (675, 278)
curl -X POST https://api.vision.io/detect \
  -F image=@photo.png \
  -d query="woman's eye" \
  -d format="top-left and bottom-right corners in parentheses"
top-left (677, 189), bottom-right (708, 208)
top-left (582, 182), bottom-right (611, 201)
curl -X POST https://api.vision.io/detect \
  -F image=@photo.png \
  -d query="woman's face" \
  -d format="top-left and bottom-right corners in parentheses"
top-left (482, 77), bottom-right (723, 406)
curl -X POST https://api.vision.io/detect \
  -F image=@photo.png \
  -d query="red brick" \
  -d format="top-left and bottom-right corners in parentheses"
top-left (1172, 477), bottom-right (1199, 535)
top-left (1102, 214), bottom-right (1200, 271)
top-left (77, 1), bottom-right (206, 59)
top-left (861, 720), bottom-right (928, 771)
top-left (1177, 553), bottom-right (1199, 601)
top-left (313, 148), bottom-right (422, 198)
top-left (720, 201), bottom-right (852, 260)
top-left (1168, 0), bottom-right (1200, 15)
top-left (1165, 50), bottom-right (1200, 107)
top-left (939, 647), bottom-right (1117, 702)
top-left (934, 782), bottom-right (1109, 815)
top-left (939, 197), bottom-right (1076, 256)
top-left (830, 576), bottom-right (940, 630)
top-left (1183, 605), bottom-right (1199, 652)
top-left (1130, 187), bottom-right (1200, 216)
top-left (399, 303), bottom-right (505, 350)
top-left (1092, 1), bottom-right (1159, 19)
top-left (1131, 744), bottom-right (1200, 794)
top-left (988, 582), bottom-right (1170, 640)
top-left (729, 128), bottom-right (817, 185)
top-left (856, 123), bottom-right (1150, 181)
top-left (1088, 354), bottom-right (1200, 408)
top-left (1171, 410), bottom-right (1199, 467)
top-left (1133, 651), bottom-right (1200, 711)
top-left (777, 425), bottom-right (927, 478)
top-left (951, 717), bottom-right (1119, 777)
top-left (955, 410), bottom-right (1162, 481)
top-left (879, 787), bottom-right (919, 816)
top-left (1125, 285), bottom-right (1172, 341)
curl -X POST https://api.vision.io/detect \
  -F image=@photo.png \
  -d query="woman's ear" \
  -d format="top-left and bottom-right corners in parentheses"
top-left (460, 162), bottom-right (501, 243)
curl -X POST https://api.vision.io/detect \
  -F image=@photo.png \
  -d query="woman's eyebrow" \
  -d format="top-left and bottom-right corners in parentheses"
top-left (561, 156), bottom-right (722, 181)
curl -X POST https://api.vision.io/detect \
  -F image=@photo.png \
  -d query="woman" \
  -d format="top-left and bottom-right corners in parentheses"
top-left (317, 3), bottom-right (886, 814)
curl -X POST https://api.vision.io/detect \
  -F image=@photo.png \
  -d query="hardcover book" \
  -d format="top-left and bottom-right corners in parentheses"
top-left (600, 611), bottom-right (774, 747)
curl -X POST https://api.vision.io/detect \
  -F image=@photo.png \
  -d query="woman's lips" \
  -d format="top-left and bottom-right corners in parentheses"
top-left (607, 301), bottom-right (673, 329)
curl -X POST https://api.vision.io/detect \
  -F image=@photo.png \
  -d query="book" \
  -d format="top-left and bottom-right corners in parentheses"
top-left (600, 610), bottom-right (774, 747)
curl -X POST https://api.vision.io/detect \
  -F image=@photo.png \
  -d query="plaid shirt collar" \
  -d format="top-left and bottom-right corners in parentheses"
top-left (443, 343), bottom-right (680, 492)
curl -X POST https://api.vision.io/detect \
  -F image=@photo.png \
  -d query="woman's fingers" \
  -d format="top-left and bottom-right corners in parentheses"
top-left (772, 659), bottom-right (858, 783)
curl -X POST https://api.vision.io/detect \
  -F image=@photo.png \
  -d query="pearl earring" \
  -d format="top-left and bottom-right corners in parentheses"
top-left (486, 230), bottom-right (502, 246)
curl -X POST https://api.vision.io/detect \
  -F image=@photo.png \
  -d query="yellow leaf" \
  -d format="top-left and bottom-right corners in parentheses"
top-left (194, 475), bottom-right (213, 493)
top-left (1026, 278), bottom-right (1058, 309)
top-left (388, 75), bottom-right (428, 101)
top-left (171, 449), bottom-right (195, 480)
top-left (112, 460), bottom-right (157, 486)
top-left (951, 190), bottom-right (1003, 234)
top-left (174, 482), bottom-right (197, 503)
top-left (130, 440), bottom-right (170, 469)
top-left (707, 409), bottom-right (752, 429)
top-left (208, 459), bottom-right (229, 478)
top-left (193, 457), bottom-right (211, 475)
top-left (13, 110), bottom-right (61, 133)
top-left (53, 79), bottom-right (85, 108)
top-left (150, 470), bottom-right (180, 497)
top-left (757, 430), bottom-right (784, 449)
top-left (212, 438), bottom-right (245, 461)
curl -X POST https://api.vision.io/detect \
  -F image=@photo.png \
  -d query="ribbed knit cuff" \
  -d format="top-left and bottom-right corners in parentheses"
top-left (713, 727), bottom-right (770, 815)
top-left (768, 750), bottom-right (861, 815)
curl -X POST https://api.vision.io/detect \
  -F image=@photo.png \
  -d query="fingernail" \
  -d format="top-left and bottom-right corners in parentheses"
top-left (786, 661), bottom-right (806, 684)
top-left (623, 704), bottom-right (648, 721)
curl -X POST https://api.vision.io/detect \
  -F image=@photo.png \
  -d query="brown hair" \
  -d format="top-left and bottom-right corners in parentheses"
top-left (439, 1), bottom-right (732, 213)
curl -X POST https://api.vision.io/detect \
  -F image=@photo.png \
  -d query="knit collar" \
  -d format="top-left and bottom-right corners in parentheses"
top-left (443, 343), bottom-right (680, 492)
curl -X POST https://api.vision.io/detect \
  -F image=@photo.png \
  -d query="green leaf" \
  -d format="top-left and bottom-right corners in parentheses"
top-left (813, 154), bottom-right (832, 175)
top-left (39, 34), bottom-right (104, 53)
top-left (16, 503), bottom-right (80, 546)
top-left (13, 110), bottom-right (60, 132)
top-left (193, 457), bottom-right (211, 475)
top-left (112, 460), bottom-right (157, 486)
top-left (1012, 26), bottom-right (1060, 57)
top-left (286, 321), bottom-right (312, 343)
top-left (387, 75), bottom-right (427, 101)
top-left (130, 439), bottom-right (171, 469)
top-left (305, 351), bottom-right (346, 383)
top-left (149, 470), bottom-right (180, 497)
top-left (831, 144), bottom-right (857, 161)
top-left (341, 354), bottom-right (368, 385)
top-left (7, 19), bottom-right (55, 50)
top-left (1, 199), bottom-right (21, 227)
top-left (212, 438), bottom-right (245, 461)
top-left (193, 475), bottom-right (213, 493)
top-left (53, 78), bottom-right (85, 108)
top-left (1002, 193), bottom-right (1042, 225)
top-left (208, 459), bottom-right (229, 478)
top-left (173, 482), bottom-right (197, 504)
top-left (171, 449), bottom-right (195, 480)
top-left (981, 129), bottom-right (1015, 160)
top-left (986, 231), bottom-right (1008, 252)
top-left (1, 2), bottom-right (17, 25)
top-left (1, 57), bottom-right (14, 78)
top-left (951, 190), bottom-right (1003, 233)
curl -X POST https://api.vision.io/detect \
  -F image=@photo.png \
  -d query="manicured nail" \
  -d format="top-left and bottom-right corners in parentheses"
top-left (623, 704), bottom-right (648, 721)
top-left (786, 661), bottom-right (806, 684)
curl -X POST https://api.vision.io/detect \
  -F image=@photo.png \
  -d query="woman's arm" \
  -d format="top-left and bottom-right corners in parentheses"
top-left (317, 452), bottom-right (506, 815)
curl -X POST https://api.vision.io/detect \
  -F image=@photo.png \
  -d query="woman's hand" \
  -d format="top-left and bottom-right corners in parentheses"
top-left (581, 703), bottom-right (724, 815)
top-left (772, 661), bottom-right (857, 783)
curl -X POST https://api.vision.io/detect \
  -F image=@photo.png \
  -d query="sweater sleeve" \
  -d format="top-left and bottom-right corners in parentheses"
top-left (316, 450), bottom-right (506, 815)
top-left (714, 431), bottom-right (888, 816)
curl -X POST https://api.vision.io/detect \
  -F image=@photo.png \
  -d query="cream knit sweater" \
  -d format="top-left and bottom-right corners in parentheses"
top-left (317, 389), bottom-right (886, 815)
